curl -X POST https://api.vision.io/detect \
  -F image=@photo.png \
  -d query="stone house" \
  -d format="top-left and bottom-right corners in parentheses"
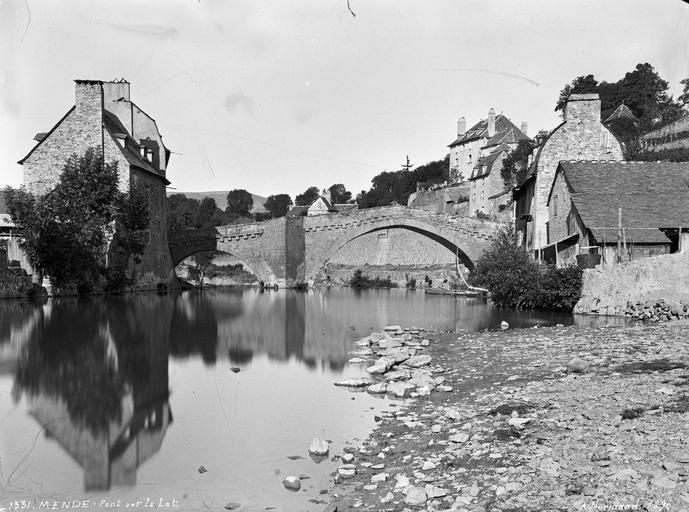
top-left (513, 93), bottom-right (623, 252)
top-left (307, 189), bottom-right (357, 216)
top-left (467, 144), bottom-right (511, 216)
top-left (18, 79), bottom-right (174, 287)
top-left (543, 160), bottom-right (689, 266)
top-left (447, 108), bottom-right (529, 187)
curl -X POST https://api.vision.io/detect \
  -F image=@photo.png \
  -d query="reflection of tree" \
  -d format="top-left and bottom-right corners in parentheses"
top-left (13, 296), bottom-right (173, 491)
top-left (15, 299), bottom-right (124, 433)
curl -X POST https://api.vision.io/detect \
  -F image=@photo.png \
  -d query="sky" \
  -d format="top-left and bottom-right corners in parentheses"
top-left (1, 0), bottom-right (688, 199)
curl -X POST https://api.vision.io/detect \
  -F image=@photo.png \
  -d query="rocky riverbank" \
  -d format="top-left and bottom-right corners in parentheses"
top-left (327, 319), bottom-right (689, 511)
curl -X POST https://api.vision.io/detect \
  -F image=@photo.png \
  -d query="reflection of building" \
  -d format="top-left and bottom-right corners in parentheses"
top-left (15, 297), bottom-right (173, 491)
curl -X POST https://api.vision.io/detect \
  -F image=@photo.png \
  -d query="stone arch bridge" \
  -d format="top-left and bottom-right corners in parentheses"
top-left (168, 206), bottom-right (500, 287)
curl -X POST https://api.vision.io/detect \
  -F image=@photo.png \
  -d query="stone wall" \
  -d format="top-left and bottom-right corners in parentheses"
top-left (574, 251), bottom-right (689, 316)
top-left (328, 229), bottom-right (456, 266)
top-left (407, 184), bottom-right (469, 214)
top-left (129, 169), bottom-right (174, 288)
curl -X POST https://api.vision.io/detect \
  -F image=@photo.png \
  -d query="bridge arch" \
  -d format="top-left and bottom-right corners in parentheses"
top-left (303, 206), bottom-right (498, 283)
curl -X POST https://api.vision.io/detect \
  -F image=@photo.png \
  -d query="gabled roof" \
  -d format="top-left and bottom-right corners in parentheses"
top-left (605, 103), bottom-right (638, 125)
top-left (469, 145), bottom-right (510, 181)
top-left (482, 128), bottom-right (531, 149)
top-left (102, 111), bottom-right (167, 182)
top-left (18, 106), bottom-right (76, 164)
top-left (553, 160), bottom-right (689, 244)
top-left (448, 114), bottom-right (528, 148)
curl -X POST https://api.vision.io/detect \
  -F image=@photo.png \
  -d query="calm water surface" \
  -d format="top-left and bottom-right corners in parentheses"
top-left (0, 288), bottom-right (620, 511)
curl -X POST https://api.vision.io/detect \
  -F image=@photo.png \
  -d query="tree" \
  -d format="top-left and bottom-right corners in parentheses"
top-left (263, 193), bottom-right (293, 218)
top-left (6, 148), bottom-right (148, 291)
top-left (554, 64), bottom-right (684, 131)
top-left (328, 184), bottom-right (352, 204)
top-left (555, 74), bottom-right (599, 113)
top-left (226, 189), bottom-right (254, 219)
top-left (167, 194), bottom-right (200, 231)
top-left (500, 139), bottom-right (537, 189)
top-left (295, 186), bottom-right (320, 206)
top-left (679, 77), bottom-right (689, 108)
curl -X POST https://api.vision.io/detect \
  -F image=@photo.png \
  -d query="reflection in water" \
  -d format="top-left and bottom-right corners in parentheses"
top-left (0, 288), bottom-right (627, 503)
top-left (11, 297), bottom-right (173, 491)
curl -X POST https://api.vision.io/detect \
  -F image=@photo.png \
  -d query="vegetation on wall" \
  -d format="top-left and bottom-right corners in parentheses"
top-left (349, 269), bottom-right (397, 288)
top-left (6, 148), bottom-right (150, 292)
top-left (470, 225), bottom-right (582, 311)
top-left (356, 155), bottom-right (449, 209)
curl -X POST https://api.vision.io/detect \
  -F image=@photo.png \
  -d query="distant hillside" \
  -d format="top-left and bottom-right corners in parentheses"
top-left (167, 190), bottom-right (267, 213)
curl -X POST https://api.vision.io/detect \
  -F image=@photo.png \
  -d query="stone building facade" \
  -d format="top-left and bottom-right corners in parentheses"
top-left (447, 108), bottom-right (529, 218)
top-left (514, 93), bottom-right (623, 252)
top-left (18, 79), bottom-right (174, 288)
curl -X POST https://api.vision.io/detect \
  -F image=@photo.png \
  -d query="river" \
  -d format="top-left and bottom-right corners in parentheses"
top-left (0, 288), bottom-right (624, 511)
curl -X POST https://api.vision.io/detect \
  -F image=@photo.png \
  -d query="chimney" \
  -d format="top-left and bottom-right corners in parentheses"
top-left (520, 121), bottom-right (528, 135)
top-left (457, 117), bottom-right (466, 136)
top-left (74, 80), bottom-right (103, 118)
top-left (102, 79), bottom-right (130, 103)
top-left (564, 93), bottom-right (601, 123)
top-left (487, 108), bottom-right (496, 137)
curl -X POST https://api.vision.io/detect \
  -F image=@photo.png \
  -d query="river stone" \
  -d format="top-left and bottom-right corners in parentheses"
top-left (334, 377), bottom-right (373, 387)
top-left (379, 339), bottom-right (403, 350)
top-left (308, 438), bottom-right (329, 456)
top-left (355, 337), bottom-right (372, 346)
top-left (380, 492), bottom-right (394, 504)
top-left (404, 486), bottom-right (427, 506)
top-left (387, 381), bottom-right (416, 398)
top-left (378, 347), bottom-right (414, 363)
top-left (567, 358), bottom-right (589, 373)
top-left (367, 382), bottom-right (388, 394)
top-left (385, 369), bottom-right (412, 382)
top-left (500, 320), bottom-right (510, 329)
top-left (367, 356), bottom-right (396, 374)
top-left (283, 476), bottom-right (301, 491)
top-left (347, 357), bottom-right (368, 364)
top-left (371, 472), bottom-right (389, 482)
top-left (384, 325), bottom-right (402, 332)
top-left (403, 355), bottom-right (432, 368)
top-left (425, 484), bottom-right (448, 498)
top-left (449, 432), bottom-right (470, 443)
top-left (338, 465), bottom-right (356, 478)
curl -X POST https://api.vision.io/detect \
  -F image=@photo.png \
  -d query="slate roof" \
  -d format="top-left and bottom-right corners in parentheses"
top-left (448, 114), bottom-right (528, 148)
top-left (102, 111), bottom-right (168, 181)
top-left (469, 145), bottom-right (510, 181)
top-left (553, 161), bottom-right (689, 244)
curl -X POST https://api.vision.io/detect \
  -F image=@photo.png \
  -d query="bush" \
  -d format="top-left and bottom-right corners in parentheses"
top-left (470, 225), bottom-right (582, 311)
top-left (405, 275), bottom-right (417, 289)
top-left (349, 269), bottom-right (397, 288)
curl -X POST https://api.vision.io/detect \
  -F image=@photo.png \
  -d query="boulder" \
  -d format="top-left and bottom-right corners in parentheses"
top-left (404, 486), bottom-right (427, 506)
top-left (378, 347), bottom-right (414, 363)
top-left (366, 356), bottom-right (396, 374)
top-left (425, 484), bottom-right (448, 498)
top-left (379, 338), bottom-right (403, 350)
top-left (449, 432), bottom-right (470, 443)
top-left (283, 476), bottom-right (301, 491)
top-left (500, 320), bottom-right (510, 329)
top-left (387, 381), bottom-right (416, 398)
top-left (384, 325), bottom-right (402, 332)
top-left (403, 355), bottom-right (432, 368)
top-left (367, 382), bottom-right (388, 394)
top-left (308, 438), bottom-right (329, 456)
top-left (385, 369), bottom-right (412, 382)
top-left (567, 358), bottom-right (589, 374)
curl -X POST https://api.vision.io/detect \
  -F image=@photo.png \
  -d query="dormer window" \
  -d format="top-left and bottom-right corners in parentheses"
top-left (117, 136), bottom-right (127, 148)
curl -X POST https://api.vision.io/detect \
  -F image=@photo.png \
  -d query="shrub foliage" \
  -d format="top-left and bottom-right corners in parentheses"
top-left (349, 269), bottom-right (397, 288)
top-left (470, 225), bottom-right (582, 311)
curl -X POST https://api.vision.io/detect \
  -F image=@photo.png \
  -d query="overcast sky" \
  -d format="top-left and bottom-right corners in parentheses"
top-left (1, 0), bottom-right (688, 198)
